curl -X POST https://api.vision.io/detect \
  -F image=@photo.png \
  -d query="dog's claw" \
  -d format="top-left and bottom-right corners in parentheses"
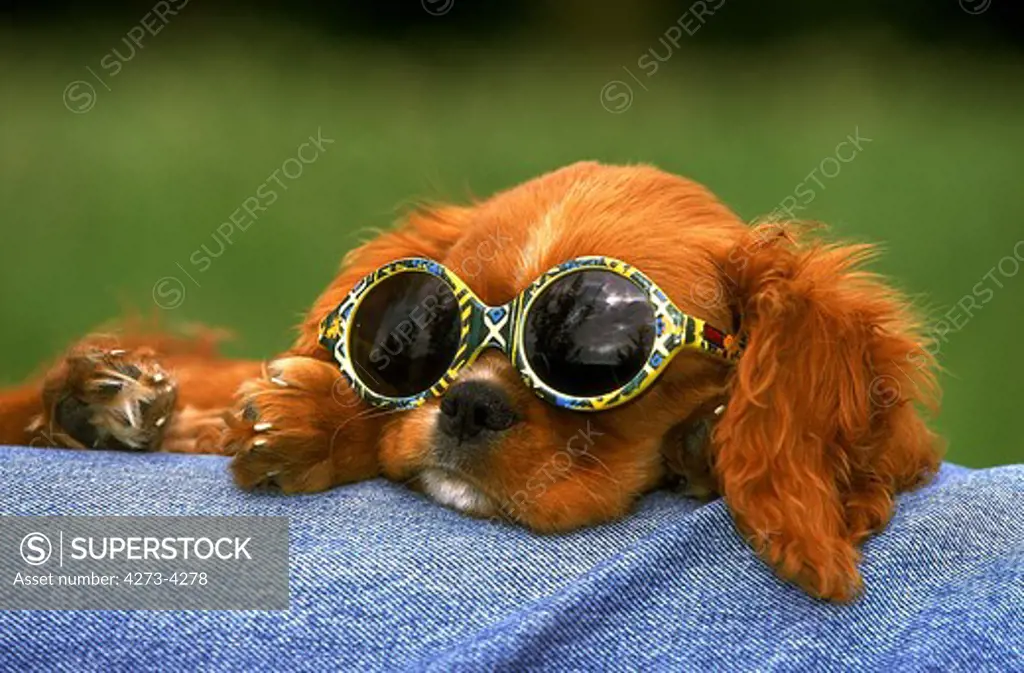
top-left (95, 379), bottom-right (123, 394)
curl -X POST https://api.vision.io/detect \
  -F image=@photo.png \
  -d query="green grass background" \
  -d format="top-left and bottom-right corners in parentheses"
top-left (0, 23), bottom-right (1021, 466)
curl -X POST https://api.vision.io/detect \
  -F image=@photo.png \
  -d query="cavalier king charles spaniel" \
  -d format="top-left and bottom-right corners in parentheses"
top-left (0, 162), bottom-right (942, 602)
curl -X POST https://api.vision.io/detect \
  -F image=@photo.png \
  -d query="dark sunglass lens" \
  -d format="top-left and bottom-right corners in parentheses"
top-left (523, 270), bottom-right (655, 398)
top-left (349, 273), bottom-right (460, 398)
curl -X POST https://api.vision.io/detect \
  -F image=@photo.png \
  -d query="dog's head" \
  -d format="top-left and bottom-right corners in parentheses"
top-left (338, 161), bottom-right (940, 598)
top-left (364, 163), bottom-right (733, 528)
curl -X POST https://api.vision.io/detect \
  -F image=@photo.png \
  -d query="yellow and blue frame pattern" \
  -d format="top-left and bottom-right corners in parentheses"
top-left (318, 256), bottom-right (742, 412)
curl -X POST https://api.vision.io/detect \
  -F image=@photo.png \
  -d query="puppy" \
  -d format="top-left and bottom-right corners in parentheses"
top-left (0, 162), bottom-right (941, 601)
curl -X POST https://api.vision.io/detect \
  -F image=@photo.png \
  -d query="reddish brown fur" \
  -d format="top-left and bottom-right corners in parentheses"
top-left (0, 162), bottom-right (941, 601)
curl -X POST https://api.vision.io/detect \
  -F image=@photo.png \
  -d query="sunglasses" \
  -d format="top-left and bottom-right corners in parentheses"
top-left (318, 256), bottom-right (742, 412)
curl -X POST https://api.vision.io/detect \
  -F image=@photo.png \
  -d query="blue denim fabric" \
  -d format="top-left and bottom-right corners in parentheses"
top-left (0, 445), bottom-right (1021, 672)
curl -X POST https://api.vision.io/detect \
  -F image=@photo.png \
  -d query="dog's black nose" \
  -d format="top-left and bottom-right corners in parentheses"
top-left (438, 381), bottom-right (518, 443)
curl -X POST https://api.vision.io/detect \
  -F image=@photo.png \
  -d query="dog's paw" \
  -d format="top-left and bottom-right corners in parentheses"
top-left (32, 341), bottom-right (177, 451)
top-left (225, 357), bottom-right (351, 493)
top-left (754, 532), bottom-right (864, 603)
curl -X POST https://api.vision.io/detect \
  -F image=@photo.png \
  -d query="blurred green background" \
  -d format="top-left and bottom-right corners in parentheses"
top-left (0, 2), bottom-right (1021, 466)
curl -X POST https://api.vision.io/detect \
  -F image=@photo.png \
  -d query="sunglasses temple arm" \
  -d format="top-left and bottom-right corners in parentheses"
top-left (318, 311), bottom-right (343, 355)
top-left (678, 315), bottom-right (742, 361)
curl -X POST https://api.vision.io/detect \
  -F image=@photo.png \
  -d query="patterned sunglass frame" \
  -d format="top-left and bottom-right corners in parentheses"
top-left (318, 256), bottom-right (742, 412)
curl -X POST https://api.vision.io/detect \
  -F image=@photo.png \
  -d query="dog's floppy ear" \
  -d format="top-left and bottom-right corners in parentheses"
top-left (712, 222), bottom-right (941, 601)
